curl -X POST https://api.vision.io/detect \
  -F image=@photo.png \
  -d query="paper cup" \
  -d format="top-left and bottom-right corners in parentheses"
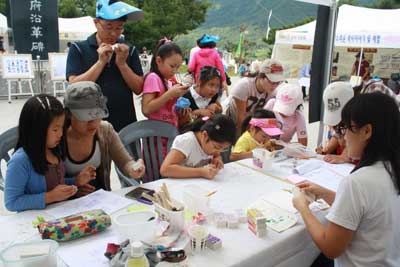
top-left (188, 224), bottom-right (208, 254)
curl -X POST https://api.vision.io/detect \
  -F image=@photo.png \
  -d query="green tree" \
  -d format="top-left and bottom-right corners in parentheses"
top-left (58, 0), bottom-right (209, 51)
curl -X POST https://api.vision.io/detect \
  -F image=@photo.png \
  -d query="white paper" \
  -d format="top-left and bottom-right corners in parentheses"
top-left (58, 230), bottom-right (118, 267)
top-left (45, 189), bottom-right (133, 218)
top-left (261, 191), bottom-right (297, 213)
top-left (249, 198), bottom-right (298, 233)
top-left (293, 159), bottom-right (323, 175)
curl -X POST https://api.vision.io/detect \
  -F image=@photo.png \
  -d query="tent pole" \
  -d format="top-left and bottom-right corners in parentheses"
top-left (317, 0), bottom-right (338, 146)
top-left (356, 46), bottom-right (364, 76)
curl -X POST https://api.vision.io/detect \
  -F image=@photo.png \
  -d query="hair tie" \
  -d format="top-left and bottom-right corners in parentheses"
top-left (36, 97), bottom-right (46, 110)
top-left (202, 116), bottom-right (209, 121)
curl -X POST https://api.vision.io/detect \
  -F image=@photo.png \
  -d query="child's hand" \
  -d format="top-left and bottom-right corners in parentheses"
top-left (211, 157), bottom-right (224, 170)
top-left (48, 185), bottom-right (78, 203)
top-left (127, 159), bottom-right (146, 179)
top-left (75, 183), bottom-right (96, 198)
top-left (201, 164), bottom-right (219, 179)
top-left (76, 165), bottom-right (97, 186)
top-left (315, 145), bottom-right (325, 155)
top-left (194, 108), bottom-right (214, 118)
top-left (207, 103), bottom-right (221, 113)
top-left (168, 84), bottom-right (190, 98)
top-left (323, 154), bottom-right (349, 164)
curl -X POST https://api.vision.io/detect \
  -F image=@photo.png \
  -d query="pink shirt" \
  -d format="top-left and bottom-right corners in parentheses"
top-left (264, 99), bottom-right (307, 142)
top-left (188, 48), bottom-right (226, 82)
top-left (143, 73), bottom-right (178, 127)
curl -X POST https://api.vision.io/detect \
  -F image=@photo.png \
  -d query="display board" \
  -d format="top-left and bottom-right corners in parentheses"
top-left (48, 53), bottom-right (67, 81)
top-left (1, 54), bottom-right (34, 79)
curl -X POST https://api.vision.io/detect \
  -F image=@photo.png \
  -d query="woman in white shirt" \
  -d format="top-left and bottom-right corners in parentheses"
top-left (293, 92), bottom-right (400, 267)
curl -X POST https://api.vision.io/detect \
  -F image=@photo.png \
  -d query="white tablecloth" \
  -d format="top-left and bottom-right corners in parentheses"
top-left (0, 161), bottom-right (327, 267)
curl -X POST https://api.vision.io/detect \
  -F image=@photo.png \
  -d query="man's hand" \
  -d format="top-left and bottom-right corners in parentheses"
top-left (114, 43), bottom-right (129, 67)
top-left (97, 43), bottom-right (113, 64)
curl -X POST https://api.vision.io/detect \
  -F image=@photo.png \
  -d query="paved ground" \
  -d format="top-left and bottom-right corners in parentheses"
top-left (0, 77), bottom-right (320, 215)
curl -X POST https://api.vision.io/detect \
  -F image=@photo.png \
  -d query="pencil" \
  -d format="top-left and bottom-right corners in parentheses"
top-left (206, 190), bottom-right (217, 197)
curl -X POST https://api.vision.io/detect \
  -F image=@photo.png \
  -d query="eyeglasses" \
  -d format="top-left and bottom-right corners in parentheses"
top-left (210, 140), bottom-right (229, 152)
top-left (97, 21), bottom-right (124, 33)
top-left (334, 124), bottom-right (359, 136)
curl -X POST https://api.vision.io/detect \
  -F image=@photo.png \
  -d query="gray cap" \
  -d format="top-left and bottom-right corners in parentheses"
top-left (64, 81), bottom-right (109, 121)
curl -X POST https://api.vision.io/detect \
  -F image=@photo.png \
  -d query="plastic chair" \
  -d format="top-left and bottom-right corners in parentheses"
top-left (115, 120), bottom-right (179, 187)
top-left (0, 127), bottom-right (18, 191)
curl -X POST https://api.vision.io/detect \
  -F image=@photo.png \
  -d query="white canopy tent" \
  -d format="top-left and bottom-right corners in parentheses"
top-left (58, 16), bottom-right (96, 41)
top-left (0, 13), bottom-right (8, 35)
top-left (273, 5), bottom-right (400, 78)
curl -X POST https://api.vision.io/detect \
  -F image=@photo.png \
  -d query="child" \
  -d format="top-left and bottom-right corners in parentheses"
top-left (316, 82), bottom-right (354, 164)
top-left (141, 38), bottom-right (190, 129)
top-left (183, 65), bottom-right (223, 119)
top-left (188, 34), bottom-right (227, 91)
top-left (264, 84), bottom-right (308, 146)
top-left (160, 115), bottom-right (236, 179)
top-left (230, 110), bottom-right (283, 161)
top-left (4, 95), bottom-right (95, 212)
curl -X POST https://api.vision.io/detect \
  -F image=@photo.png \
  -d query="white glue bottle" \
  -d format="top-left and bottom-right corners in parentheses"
top-left (125, 241), bottom-right (149, 267)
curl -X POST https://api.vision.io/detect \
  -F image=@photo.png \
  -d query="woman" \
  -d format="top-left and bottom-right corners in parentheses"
top-left (64, 81), bottom-right (145, 195)
top-left (293, 92), bottom-right (400, 266)
top-left (223, 59), bottom-right (284, 133)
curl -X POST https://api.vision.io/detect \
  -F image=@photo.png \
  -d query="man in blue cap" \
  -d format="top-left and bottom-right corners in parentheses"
top-left (66, 0), bottom-right (144, 132)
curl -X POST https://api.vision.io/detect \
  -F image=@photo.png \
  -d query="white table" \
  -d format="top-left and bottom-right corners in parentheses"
top-left (1, 160), bottom-right (327, 267)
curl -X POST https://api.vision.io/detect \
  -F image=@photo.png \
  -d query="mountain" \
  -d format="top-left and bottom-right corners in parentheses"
top-left (201, 0), bottom-right (317, 29)
top-left (174, 0), bottom-right (380, 61)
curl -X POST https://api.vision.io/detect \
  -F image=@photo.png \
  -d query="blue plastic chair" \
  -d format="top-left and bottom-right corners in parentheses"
top-left (0, 127), bottom-right (18, 191)
top-left (115, 120), bottom-right (179, 187)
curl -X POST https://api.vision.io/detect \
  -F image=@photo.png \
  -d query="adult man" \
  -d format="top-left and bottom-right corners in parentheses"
top-left (66, 0), bottom-right (144, 132)
top-left (351, 52), bottom-right (370, 81)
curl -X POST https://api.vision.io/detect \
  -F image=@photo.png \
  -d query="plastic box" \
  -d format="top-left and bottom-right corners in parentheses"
top-left (182, 184), bottom-right (210, 215)
top-left (0, 240), bottom-right (58, 267)
top-left (252, 148), bottom-right (273, 171)
top-left (113, 210), bottom-right (158, 243)
top-left (154, 199), bottom-right (185, 233)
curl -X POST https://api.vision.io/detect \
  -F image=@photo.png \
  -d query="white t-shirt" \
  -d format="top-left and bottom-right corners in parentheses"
top-left (171, 131), bottom-right (212, 168)
top-left (223, 77), bottom-right (275, 117)
top-left (264, 98), bottom-right (307, 142)
top-left (326, 162), bottom-right (400, 267)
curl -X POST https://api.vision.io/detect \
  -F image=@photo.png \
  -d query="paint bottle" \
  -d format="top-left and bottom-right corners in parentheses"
top-left (125, 241), bottom-right (149, 267)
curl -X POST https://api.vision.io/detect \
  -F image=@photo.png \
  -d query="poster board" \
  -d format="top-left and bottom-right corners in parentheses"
top-left (1, 54), bottom-right (34, 79)
top-left (48, 53), bottom-right (67, 81)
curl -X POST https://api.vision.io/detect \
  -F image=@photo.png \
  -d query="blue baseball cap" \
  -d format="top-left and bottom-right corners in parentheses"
top-left (199, 34), bottom-right (220, 45)
top-left (96, 0), bottom-right (144, 21)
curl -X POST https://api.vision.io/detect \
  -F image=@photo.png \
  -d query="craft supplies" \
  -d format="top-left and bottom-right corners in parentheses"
top-left (213, 212), bottom-right (227, 228)
top-left (113, 211), bottom-right (158, 243)
top-left (292, 186), bottom-right (316, 203)
top-left (206, 234), bottom-right (222, 250)
top-left (37, 209), bottom-right (111, 241)
top-left (0, 240), bottom-right (58, 267)
top-left (182, 184), bottom-right (211, 215)
top-left (226, 213), bottom-right (239, 229)
top-left (188, 225), bottom-right (208, 254)
top-left (125, 241), bottom-right (149, 267)
top-left (247, 208), bottom-right (267, 237)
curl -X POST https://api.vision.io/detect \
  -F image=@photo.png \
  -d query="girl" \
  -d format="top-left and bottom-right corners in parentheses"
top-left (316, 82), bottom-right (354, 164)
top-left (4, 95), bottom-right (94, 212)
top-left (160, 115), bottom-right (236, 179)
top-left (183, 65), bottom-right (223, 119)
top-left (141, 38), bottom-right (190, 129)
top-left (293, 92), bottom-right (400, 266)
top-left (230, 110), bottom-right (283, 161)
top-left (64, 81), bottom-right (145, 196)
top-left (264, 83), bottom-right (308, 146)
top-left (188, 34), bottom-right (227, 90)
